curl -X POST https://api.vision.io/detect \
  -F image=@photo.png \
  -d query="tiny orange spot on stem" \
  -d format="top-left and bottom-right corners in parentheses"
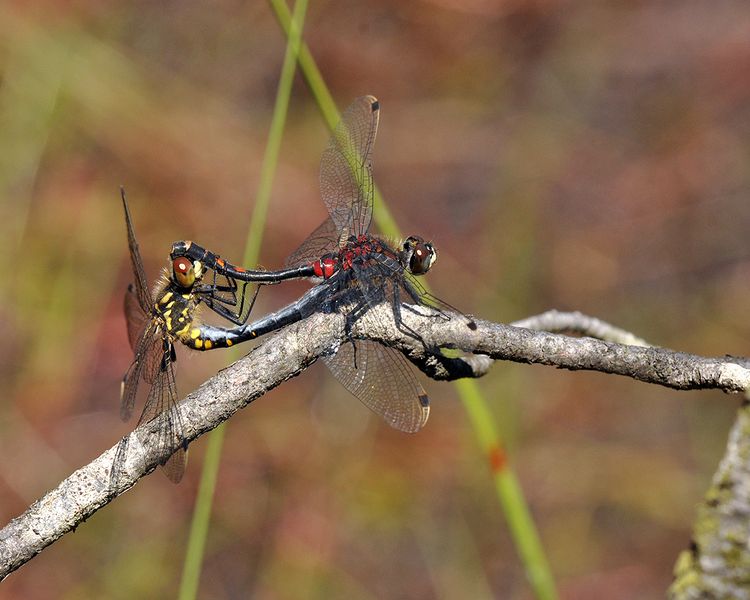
top-left (488, 445), bottom-right (507, 474)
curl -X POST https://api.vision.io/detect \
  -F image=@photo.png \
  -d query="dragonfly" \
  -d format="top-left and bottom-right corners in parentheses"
top-left (174, 96), bottom-right (476, 433)
top-left (114, 190), bottom-right (315, 484)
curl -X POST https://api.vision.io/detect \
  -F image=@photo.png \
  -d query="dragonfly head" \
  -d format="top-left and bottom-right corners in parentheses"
top-left (401, 236), bottom-right (437, 276)
top-left (171, 256), bottom-right (203, 289)
top-left (170, 240), bottom-right (192, 259)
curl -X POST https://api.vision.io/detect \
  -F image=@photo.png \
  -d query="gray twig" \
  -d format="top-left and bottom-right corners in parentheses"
top-left (511, 309), bottom-right (650, 346)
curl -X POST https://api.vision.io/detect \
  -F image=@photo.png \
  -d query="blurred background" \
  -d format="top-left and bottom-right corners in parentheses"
top-left (1, 1), bottom-right (750, 598)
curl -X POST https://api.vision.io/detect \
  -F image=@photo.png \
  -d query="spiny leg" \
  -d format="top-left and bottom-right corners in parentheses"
top-left (196, 279), bottom-right (259, 325)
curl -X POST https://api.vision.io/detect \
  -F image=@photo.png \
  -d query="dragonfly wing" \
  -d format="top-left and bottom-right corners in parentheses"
top-left (161, 443), bottom-right (187, 484)
top-left (120, 324), bottom-right (162, 421)
top-left (124, 283), bottom-right (149, 351)
top-left (138, 345), bottom-right (186, 483)
top-left (120, 357), bottom-right (142, 422)
top-left (121, 189), bottom-right (154, 314)
top-left (320, 96), bottom-right (379, 238)
top-left (323, 340), bottom-right (430, 433)
top-left (285, 217), bottom-right (340, 268)
top-left (140, 325), bottom-right (165, 385)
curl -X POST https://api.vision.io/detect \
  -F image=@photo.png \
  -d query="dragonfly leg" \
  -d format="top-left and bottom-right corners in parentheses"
top-left (401, 279), bottom-right (450, 321)
top-left (390, 285), bottom-right (427, 345)
top-left (195, 279), bottom-right (259, 325)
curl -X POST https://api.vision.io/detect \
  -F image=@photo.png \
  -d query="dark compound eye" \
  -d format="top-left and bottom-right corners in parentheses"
top-left (172, 257), bottom-right (195, 288)
top-left (403, 236), bottom-right (437, 275)
top-left (169, 240), bottom-right (191, 261)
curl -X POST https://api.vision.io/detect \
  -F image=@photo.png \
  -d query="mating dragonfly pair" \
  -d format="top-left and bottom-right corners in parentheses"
top-left (116, 96), bottom-right (475, 484)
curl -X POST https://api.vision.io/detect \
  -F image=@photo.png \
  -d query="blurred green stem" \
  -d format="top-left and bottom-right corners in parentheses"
top-left (177, 1), bottom-right (309, 598)
top-left (455, 379), bottom-right (557, 600)
top-left (269, 2), bottom-right (558, 598)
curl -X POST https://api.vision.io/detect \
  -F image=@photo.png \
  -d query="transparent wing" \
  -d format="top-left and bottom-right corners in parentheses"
top-left (285, 217), bottom-right (341, 268)
top-left (323, 340), bottom-right (430, 433)
top-left (319, 95), bottom-right (379, 238)
top-left (120, 324), bottom-right (162, 421)
top-left (121, 189), bottom-right (153, 313)
top-left (138, 345), bottom-right (186, 484)
top-left (124, 283), bottom-right (149, 351)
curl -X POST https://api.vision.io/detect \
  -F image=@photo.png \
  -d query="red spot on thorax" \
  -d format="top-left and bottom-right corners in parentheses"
top-left (488, 445), bottom-right (507, 473)
top-left (313, 257), bottom-right (337, 279)
top-left (217, 258), bottom-right (225, 267)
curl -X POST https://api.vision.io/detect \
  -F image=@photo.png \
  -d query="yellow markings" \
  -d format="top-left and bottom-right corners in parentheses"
top-left (190, 328), bottom-right (201, 339)
top-left (159, 291), bottom-right (173, 304)
top-left (226, 339), bottom-right (233, 346)
top-left (194, 339), bottom-right (203, 349)
top-left (182, 294), bottom-right (191, 299)
top-left (165, 316), bottom-right (173, 331)
top-left (166, 300), bottom-right (175, 309)
top-left (163, 309), bottom-right (172, 317)
top-left (204, 340), bottom-right (213, 350)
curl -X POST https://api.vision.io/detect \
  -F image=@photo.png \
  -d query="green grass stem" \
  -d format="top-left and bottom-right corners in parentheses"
top-left (177, 1), bottom-right (309, 598)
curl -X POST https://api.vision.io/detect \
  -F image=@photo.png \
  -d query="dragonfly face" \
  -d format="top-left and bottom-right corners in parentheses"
top-left (170, 256), bottom-right (204, 289)
top-left (400, 236), bottom-right (437, 276)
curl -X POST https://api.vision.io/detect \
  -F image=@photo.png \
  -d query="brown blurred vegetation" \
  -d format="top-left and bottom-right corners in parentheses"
top-left (1, 1), bottom-right (750, 598)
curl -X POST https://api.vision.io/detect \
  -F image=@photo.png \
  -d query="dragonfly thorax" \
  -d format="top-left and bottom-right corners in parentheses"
top-left (311, 235), bottom-right (403, 281)
top-left (155, 283), bottom-right (199, 339)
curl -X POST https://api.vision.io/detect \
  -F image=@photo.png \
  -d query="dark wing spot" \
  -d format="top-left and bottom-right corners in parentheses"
top-left (418, 394), bottom-right (430, 408)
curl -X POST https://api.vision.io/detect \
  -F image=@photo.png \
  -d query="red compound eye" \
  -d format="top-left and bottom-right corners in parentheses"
top-left (172, 257), bottom-right (195, 288)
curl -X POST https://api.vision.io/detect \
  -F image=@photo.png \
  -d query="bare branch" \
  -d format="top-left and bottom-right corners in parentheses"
top-left (511, 309), bottom-right (650, 347)
top-left (0, 305), bottom-right (748, 580)
top-left (359, 304), bottom-right (750, 393)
